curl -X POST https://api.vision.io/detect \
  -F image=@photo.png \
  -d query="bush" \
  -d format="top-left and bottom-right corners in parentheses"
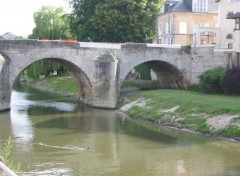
top-left (198, 67), bottom-right (226, 94)
top-left (224, 67), bottom-right (240, 94)
top-left (187, 84), bottom-right (199, 92)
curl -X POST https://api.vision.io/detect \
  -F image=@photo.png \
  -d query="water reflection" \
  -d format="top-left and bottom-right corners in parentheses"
top-left (10, 91), bottom-right (34, 151)
top-left (0, 85), bottom-right (240, 175)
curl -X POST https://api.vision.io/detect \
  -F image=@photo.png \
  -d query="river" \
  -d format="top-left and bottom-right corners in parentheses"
top-left (1, 84), bottom-right (240, 176)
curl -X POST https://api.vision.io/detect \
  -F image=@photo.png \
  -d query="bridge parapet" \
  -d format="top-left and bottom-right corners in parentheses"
top-left (79, 42), bottom-right (122, 49)
top-left (0, 39), bottom-right (81, 50)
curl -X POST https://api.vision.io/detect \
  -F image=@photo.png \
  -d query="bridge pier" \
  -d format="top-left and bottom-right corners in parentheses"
top-left (0, 54), bottom-right (11, 112)
top-left (89, 51), bottom-right (119, 108)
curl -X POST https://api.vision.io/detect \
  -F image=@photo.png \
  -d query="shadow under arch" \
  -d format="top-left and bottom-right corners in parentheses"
top-left (14, 58), bottom-right (93, 105)
top-left (121, 60), bottom-right (189, 90)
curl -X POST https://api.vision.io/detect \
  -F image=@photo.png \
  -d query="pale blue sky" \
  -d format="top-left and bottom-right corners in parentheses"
top-left (0, 0), bottom-right (70, 37)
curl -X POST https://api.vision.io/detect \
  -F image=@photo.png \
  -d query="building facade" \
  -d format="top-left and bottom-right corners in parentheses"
top-left (216, 0), bottom-right (240, 67)
top-left (156, 0), bottom-right (218, 46)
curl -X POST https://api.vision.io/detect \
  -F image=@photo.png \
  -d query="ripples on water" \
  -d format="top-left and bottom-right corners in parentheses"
top-left (0, 87), bottom-right (240, 176)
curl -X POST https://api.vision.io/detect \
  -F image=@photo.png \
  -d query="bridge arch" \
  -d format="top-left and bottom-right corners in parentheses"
top-left (120, 59), bottom-right (188, 90)
top-left (12, 57), bottom-right (93, 104)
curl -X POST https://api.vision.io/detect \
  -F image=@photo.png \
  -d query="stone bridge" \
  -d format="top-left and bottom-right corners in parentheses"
top-left (0, 40), bottom-right (228, 111)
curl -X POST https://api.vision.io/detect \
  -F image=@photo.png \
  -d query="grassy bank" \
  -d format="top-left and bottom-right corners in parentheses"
top-left (35, 75), bottom-right (78, 94)
top-left (34, 76), bottom-right (240, 140)
top-left (121, 80), bottom-right (161, 90)
top-left (120, 90), bottom-right (240, 139)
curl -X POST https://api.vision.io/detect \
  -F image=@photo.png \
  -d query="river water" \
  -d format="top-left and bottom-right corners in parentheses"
top-left (1, 85), bottom-right (240, 176)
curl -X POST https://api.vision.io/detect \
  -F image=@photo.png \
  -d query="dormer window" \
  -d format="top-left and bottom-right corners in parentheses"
top-left (192, 0), bottom-right (208, 12)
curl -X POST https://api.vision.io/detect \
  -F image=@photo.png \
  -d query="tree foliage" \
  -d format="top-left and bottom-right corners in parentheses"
top-left (92, 0), bottom-right (161, 42)
top-left (29, 6), bottom-right (73, 39)
top-left (68, 0), bottom-right (162, 42)
top-left (25, 6), bottom-right (72, 81)
top-left (23, 60), bottom-right (64, 81)
top-left (136, 64), bottom-right (152, 80)
top-left (68, 0), bottom-right (101, 41)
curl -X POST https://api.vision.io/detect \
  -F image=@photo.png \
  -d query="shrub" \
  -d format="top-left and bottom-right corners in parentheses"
top-left (198, 66), bottom-right (226, 94)
top-left (187, 84), bottom-right (199, 92)
top-left (223, 67), bottom-right (240, 94)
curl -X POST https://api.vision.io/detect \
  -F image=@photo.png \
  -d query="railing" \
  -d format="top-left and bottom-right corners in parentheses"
top-left (0, 161), bottom-right (18, 176)
top-left (218, 43), bottom-right (233, 49)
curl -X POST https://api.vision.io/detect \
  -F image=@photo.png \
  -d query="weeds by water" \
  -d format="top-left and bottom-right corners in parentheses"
top-left (217, 126), bottom-right (240, 137)
top-left (1, 137), bottom-right (21, 172)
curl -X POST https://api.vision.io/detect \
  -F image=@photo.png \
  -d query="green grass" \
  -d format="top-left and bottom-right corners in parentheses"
top-left (128, 105), bottom-right (164, 121)
top-left (128, 89), bottom-right (240, 115)
top-left (123, 89), bottom-right (240, 135)
top-left (217, 126), bottom-right (240, 137)
top-left (37, 75), bottom-right (78, 94)
top-left (121, 80), bottom-right (161, 90)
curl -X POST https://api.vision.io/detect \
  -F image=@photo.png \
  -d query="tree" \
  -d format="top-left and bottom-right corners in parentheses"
top-left (25, 6), bottom-right (72, 81)
top-left (29, 6), bottom-right (73, 40)
top-left (68, 0), bottom-right (101, 41)
top-left (91, 0), bottom-right (161, 42)
top-left (68, 0), bottom-right (162, 42)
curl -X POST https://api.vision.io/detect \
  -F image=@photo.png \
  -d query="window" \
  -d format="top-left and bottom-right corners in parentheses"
top-left (165, 21), bottom-right (172, 34)
top-left (192, 0), bottom-right (208, 12)
top-left (235, 18), bottom-right (240, 30)
top-left (158, 24), bottom-right (162, 35)
top-left (165, 22), bottom-right (169, 34)
top-left (179, 22), bottom-right (187, 34)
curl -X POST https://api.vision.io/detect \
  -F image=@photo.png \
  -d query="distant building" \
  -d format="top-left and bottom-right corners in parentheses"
top-left (0, 32), bottom-right (16, 40)
top-left (156, 0), bottom-right (218, 46)
top-left (215, 0), bottom-right (240, 67)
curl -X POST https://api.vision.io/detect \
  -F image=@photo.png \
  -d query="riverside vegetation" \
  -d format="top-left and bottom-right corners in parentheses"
top-left (30, 67), bottom-right (240, 141)
top-left (0, 137), bottom-right (21, 172)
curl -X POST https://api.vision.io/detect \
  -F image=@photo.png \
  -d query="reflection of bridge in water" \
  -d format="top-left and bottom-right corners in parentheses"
top-left (0, 40), bottom-right (228, 111)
